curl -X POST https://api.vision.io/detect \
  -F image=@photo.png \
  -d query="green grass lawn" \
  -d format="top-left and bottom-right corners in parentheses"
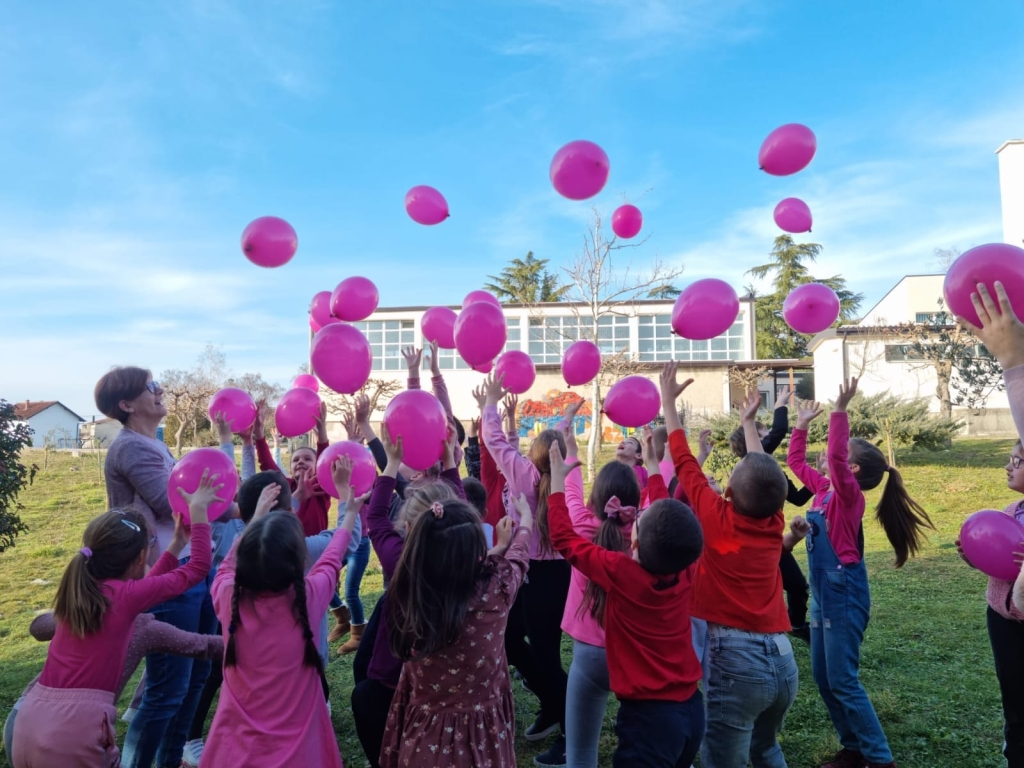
top-left (0, 439), bottom-right (1020, 767)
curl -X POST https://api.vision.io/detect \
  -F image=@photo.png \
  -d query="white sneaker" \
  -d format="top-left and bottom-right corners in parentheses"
top-left (181, 739), bottom-right (204, 768)
top-left (120, 706), bottom-right (137, 724)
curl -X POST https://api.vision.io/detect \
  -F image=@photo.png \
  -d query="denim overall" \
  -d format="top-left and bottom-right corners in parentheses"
top-left (807, 493), bottom-right (893, 765)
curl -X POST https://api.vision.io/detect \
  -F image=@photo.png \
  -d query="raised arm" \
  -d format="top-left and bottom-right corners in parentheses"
top-left (482, 374), bottom-right (538, 496)
top-left (787, 398), bottom-right (828, 493)
top-left (403, 346), bottom-right (423, 390)
top-left (827, 378), bottom-right (862, 508)
top-left (253, 400), bottom-right (282, 473)
top-left (761, 387), bottom-right (791, 455)
top-left (740, 389), bottom-right (765, 455)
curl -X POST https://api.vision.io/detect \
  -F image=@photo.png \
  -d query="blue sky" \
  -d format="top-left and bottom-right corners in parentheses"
top-left (1, 0), bottom-right (1022, 419)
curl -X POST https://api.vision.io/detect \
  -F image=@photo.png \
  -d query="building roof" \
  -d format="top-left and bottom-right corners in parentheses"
top-left (855, 273), bottom-right (944, 326)
top-left (14, 400), bottom-right (85, 422)
top-left (996, 140), bottom-right (1024, 154)
top-left (359, 297), bottom-right (756, 314)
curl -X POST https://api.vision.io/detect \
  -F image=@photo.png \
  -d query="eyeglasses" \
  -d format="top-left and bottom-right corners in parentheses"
top-left (146, 381), bottom-right (161, 394)
top-left (1012, 456), bottom-right (1022, 470)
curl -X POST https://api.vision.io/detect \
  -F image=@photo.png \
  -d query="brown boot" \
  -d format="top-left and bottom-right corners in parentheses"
top-left (327, 605), bottom-right (351, 643)
top-left (821, 749), bottom-right (865, 768)
top-left (338, 622), bottom-right (366, 655)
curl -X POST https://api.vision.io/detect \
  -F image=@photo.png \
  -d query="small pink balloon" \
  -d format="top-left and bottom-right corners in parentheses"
top-left (311, 323), bottom-right (373, 395)
top-left (759, 124), bottom-right (817, 176)
top-left (603, 376), bottom-right (660, 428)
top-left (960, 510), bottom-right (1024, 580)
top-left (611, 204), bottom-right (643, 239)
top-left (473, 360), bottom-right (494, 374)
top-left (672, 279), bottom-right (740, 340)
top-left (310, 291), bottom-right (336, 328)
top-left (331, 276), bottom-right (380, 322)
top-left (783, 283), bottom-right (841, 335)
top-left (167, 448), bottom-right (239, 525)
top-left (455, 302), bottom-right (507, 367)
top-left (943, 243), bottom-right (1024, 328)
top-left (316, 441), bottom-right (377, 499)
top-left (241, 216), bottom-right (298, 268)
top-left (293, 374), bottom-right (320, 393)
top-left (208, 388), bottom-right (257, 433)
top-left (421, 306), bottom-right (458, 349)
top-left (550, 140), bottom-right (610, 200)
top-left (773, 198), bottom-right (813, 233)
top-left (383, 390), bottom-right (448, 471)
top-left (562, 340), bottom-right (602, 386)
top-left (462, 290), bottom-right (503, 310)
top-left (275, 387), bottom-right (322, 438)
top-left (495, 350), bottom-right (536, 395)
top-left (405, 185), bottom-right (450, 226)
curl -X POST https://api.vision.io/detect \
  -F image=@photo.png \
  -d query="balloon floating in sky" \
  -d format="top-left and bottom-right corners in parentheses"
top-left (550, 140), bottom-right (610, 200)
top-left (331, 276), bottom-right (380, 322)
top-left (960, 509), bottom-right (1024, 581)
top-left (562, 340), bottom-right (602, 387)
top-left (773, 198), bottom-right (813, 233)
top-left (495, 350), bottom-right (536, 395)
top-left (310, 291), bottom-right (336, 329)
top-left (671, 279), bottom-right (740, 340)
top-left (611, 204), bottom-right (643, 239)
top-left (421, 306), bottom-right (458, 349)
top-left (462, 290), bottom-right (502, 310)
top-left (383, 390), bottom-right (448, 471)
top-left (167, 448), bottom-right (239, 525)
top-left (783, 283), bottom-right (841, 335)
top-left (758, 124), bottom-right (817, 176)
top-left (311, 323), bottom-right (373, 394)
top-left (241, 216), bottom-right (298, 268)
top-left (455, 301), bottom-right (507, 367)
top-left (943, 243), bottom-right (1024, 328)
top-left (293, 374), bottom-right (320, 393)
top-left (275, 386), bottom-right (322, 438)
top-left (603, 376), bottom-right (660, 428)
top-left (405, 185), bottom-right (449, 225)
top-left (208, 388), bottom-right (257, 433)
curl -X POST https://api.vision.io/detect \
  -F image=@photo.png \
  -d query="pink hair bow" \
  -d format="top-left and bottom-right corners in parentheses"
top-left (604, 496), bottom-right (637, 524)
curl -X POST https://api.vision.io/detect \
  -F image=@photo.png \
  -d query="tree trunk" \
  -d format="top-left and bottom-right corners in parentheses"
top-left (587, 380), bottom-right (602, 483)
top-left (935, 361), bottom-right (953, 420)
top-left (174, 422), bottom-right (186, 458)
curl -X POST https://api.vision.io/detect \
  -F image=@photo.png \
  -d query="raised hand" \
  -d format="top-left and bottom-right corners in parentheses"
top-left (548, 439), bottom-right (581, 495)
top-left (471, 384), bottom-right (487, 412)
top-left (469, 418), bottom-right (479, 439)
top-left (502, 392), bottom-right (519, 418)
top-left (740, 389), bottom-right (762, 423)
top-left (697, 429), bottom-right (714, 465)
top-left (294, 468), bottom-right (315, 504)
top-left (957, 281), bottom-right (1024, 370)
top-left (790, 515), bottom-right (811, 539)
top-left (402, 346), bottom-right (423, 372)
top-left (706, 473), bottom-right (723, 494)
top-left (429, 340), bottom-right (441, 376)
top-left (795, 399), bottom-right (824, 430)
top-left (331, 455), bottom-right (353, 494)
top-left (175, 469), bottom-right (224, 526)
top-left (834, 377), bottom-right (859, 412)
top-left (659, 361), bottom-right (694, 404)
top-left (441, 424), bottom-right (457, 469)
top-left (776, 386), bottom-right (792, 409)
top-left (380, 423), bottom-right (404, 473)
top-left (213, 411), bottom-right (232, 445)
top-left (483, 373), bottom-right (506, 407)
top-left (168, 511), bottom-right (192, 555)
top-left (640, 425), bottom-right (658, 470)
top-left (253, 483), bottom-right (281, 519)
top-left (354, 393), bottom-right (370, 425)
top-left (341, 408), bottom-right (360, 442)
top-left (512, 492), bottom-right (534, 532)
top-left (493, 516), bottom-right (516, 552)
top-left (254, 399), bottom-right (269, 441)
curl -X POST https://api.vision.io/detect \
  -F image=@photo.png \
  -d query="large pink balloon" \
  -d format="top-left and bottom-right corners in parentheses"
top-left (783, 283), bottom-right (841, 335)
top-left (562, 340), bottom-right (602, 386)
top-left (960, 510), bottom-right (1024, 580)
top-left (167, 448), bottom-right (239, 525)
top-left (550, 140), bottom-right (610, 200)
top-left (331, 276), bottom-right (379, 322)
top-left (241, 216), bottom-right (298, 268)
top-left (275, 387), bottom-right (321, 438)
top-left (473, 360), bottom-right (494, 374)
top-left (310, 290), bottom-right (336, 328)
top-left (773, 198), bottom-right (813, 233)
top-left (208, 388), bottom-right (257, 433)
top-left (462, 290), bottom-right (502, 310)
top-left (611, 204), bottom-right (643, 239)
top-left (943, 243), bottom-right (1024, 327)
top-left (293, 374), bottom-right (320, 393)
top-left (455, 302), bottom-right (507, 367)
top-left (672, 280), bottom-right (740, 340)
top-left (421, 306), bottom-right (458, 349)
top-left (405, 185), bottom-right (450, 226)
top-left (495, 350), bottom-right (536, 395)
top-left (603, 376), bottom-right (660, 428)
top-left (316, 441), bottom-right (377, 499)
top-left (758, 124), bottom-right (817, 176)
top-left (383, 390), bottom-right (448, 471)
top-left (311, 323), bottom-right (373, 395)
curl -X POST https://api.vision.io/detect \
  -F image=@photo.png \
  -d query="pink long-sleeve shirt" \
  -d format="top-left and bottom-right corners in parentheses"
top-left (788, 412), bottom-right (864, 565)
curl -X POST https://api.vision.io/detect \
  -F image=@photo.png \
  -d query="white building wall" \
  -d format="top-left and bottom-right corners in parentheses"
top-left (26, 406), bottom-right (81, 447)
top-left (858, 275), bottom-right (945, 326)
top-left (998, 140), bottom-right (1024, 249)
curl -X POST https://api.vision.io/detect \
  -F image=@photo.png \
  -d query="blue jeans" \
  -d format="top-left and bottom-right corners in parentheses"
top-left (344, 535), bottom-right (371, 625)
top-left (122, 566), bottom-right (216, 768)
top-left (613, 692), bottom-right (704, 768)
top-left (806, 508), bottom-right (893, 764)
top-left (566, 640), bottom-right (610, 768)
top-left (701, 625), bottom-right (798, 768)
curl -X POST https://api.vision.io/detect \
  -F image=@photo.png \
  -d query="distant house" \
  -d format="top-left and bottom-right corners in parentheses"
top-left (13, 401), bottom-right (85, 448)
top-left (79, 417), bottom-right (123, 449)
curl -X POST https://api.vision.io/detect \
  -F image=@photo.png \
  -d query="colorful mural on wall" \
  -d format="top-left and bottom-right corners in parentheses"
top-left (515, 389), bottom-right (633, 441)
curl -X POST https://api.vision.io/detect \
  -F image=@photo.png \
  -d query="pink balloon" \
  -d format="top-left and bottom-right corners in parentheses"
top-left (275, 387), bottom-right (322, 438)
top-left (383, 390), bottom-right (448, 471)
top-left (421, 306), bottom-right (458, 349)
top-left (672, 279), bottom-right (740, 340)
top-left (960, 510), bottom-right (1024, 580)
top-left (167, 448), bottom-right (239, 525)
top-left (241, 216), bottom-right (298, 268)
top-left (758, 124), bottom-right (817, 176)
top-left (310, 290), bottom-right (336, 328)
top-left (405, 185), bottom-right (450, 226)
top-left (495, 350), bottom-right (536, 395)
top-left (293, 374), bottom-right (320, 393)
top-left (316, 441), bottom-right (377, 499)
top-left (208, 388), bottom-right (257, 433)
top-left (603, 376), bottom-right (660, 428)
top-left (943, 243), bottom-right (1024, 328)
top-left (331, 276), bottom-right (380, 322)
top-left (455, 302), bottom-right (507, 366)
top-left (473, 360), bottom-right (494, 374)
top-left (562, 340), bottom-right (602, 387)
top-left (611, 204), bottom-right (643, 239)
top-left (550, 140), bottom-right (610, 200)
top-left (462, 290), bottom-right (503, 310)
top-left (783, 283), bottom-right (841, 335)
top-left (773, 198), bottom-right (813, 233)
top-left (310, 316), bottom-right (322, 332)
top-left (311, 323), bottom-right (373, 395)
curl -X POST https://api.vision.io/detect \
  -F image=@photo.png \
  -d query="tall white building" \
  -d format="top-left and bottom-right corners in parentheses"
top-left (997, 140), bottom-right (1024, 249)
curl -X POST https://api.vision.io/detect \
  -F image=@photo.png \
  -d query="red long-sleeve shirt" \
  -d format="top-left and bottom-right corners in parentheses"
top-left (479, 431), bottom-right (508, 529)
top-left (255, 437), bottom-right (331, 537)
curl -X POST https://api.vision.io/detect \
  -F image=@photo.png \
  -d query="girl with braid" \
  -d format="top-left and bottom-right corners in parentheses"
top-left (201, 472), bottom-right (360, 767)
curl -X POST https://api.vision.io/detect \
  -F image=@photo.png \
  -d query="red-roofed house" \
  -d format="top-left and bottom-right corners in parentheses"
top-left (13, 401), bottom-right (85, 448)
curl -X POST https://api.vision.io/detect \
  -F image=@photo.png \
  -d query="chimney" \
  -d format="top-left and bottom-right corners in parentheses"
top-left (996, 140), bottom-right (1024, 249)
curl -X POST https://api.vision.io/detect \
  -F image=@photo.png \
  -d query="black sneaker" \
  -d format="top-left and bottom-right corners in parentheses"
top-left (524, 714), bottom-right (560, 742)
top-left (788, 623), bottom-right (811, 644)
top-left (533, 734), bottom-right (566, 766)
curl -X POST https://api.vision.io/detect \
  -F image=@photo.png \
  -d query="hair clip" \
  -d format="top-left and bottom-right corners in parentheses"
top-left (79, 547), bottom-right (93, 559)
top-left (118, 517), bottom-right (142, 533)
top-left (430, 501), bottom-right (445, 519)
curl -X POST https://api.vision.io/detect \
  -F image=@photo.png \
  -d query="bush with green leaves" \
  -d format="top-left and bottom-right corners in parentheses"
top-left (0, 399), bottom-right (32, 552)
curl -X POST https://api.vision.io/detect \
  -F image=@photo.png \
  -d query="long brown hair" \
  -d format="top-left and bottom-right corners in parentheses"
top-left (530, 429), bottom-right (567, 557)
top-left (387, 500), bottom-right (493, 660)
top-left (54, 509), bottom-right (150, 636)
top-left (849, 438), bottom-right (935, 567)
top-left (580, 462), bottom-right (641, 627)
